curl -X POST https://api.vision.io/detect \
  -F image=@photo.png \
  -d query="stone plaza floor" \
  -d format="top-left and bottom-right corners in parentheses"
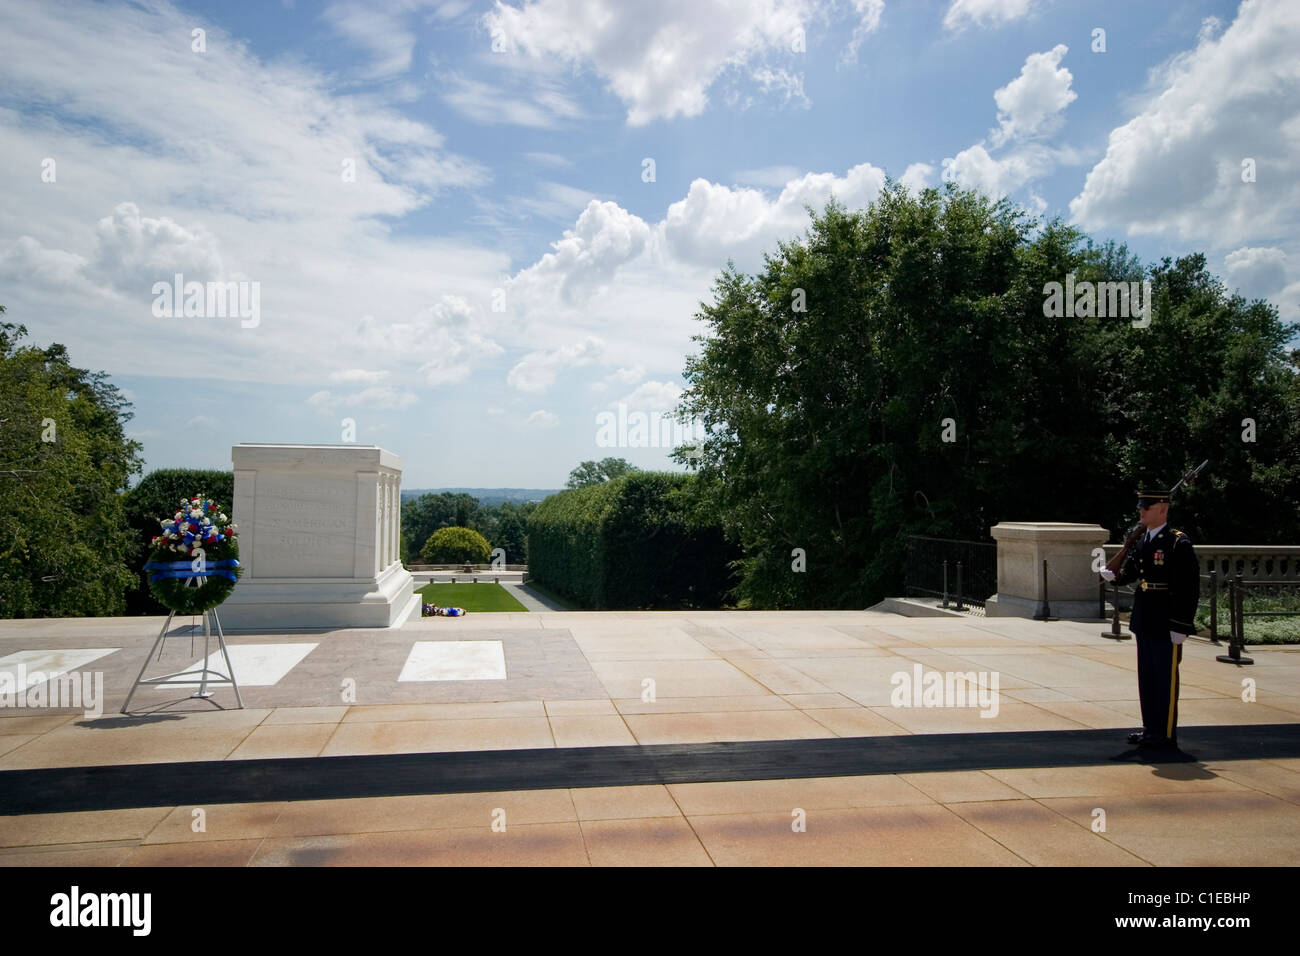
top-left (0, 610), bottom-right (1297, 866)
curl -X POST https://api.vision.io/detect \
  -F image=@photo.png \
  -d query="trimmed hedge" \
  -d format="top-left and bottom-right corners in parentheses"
top-left (526, 473), bottom-right (738, 609)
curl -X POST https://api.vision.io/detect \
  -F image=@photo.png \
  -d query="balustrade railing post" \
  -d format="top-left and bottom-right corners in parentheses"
top-left (1216, 573), bottom-right (1255, 665)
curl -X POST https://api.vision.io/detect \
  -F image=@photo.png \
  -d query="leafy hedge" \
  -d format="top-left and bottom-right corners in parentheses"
top-left (122, 469), bottom-right (234, 615)
top-left (526, 473), bottom-right (738, 609)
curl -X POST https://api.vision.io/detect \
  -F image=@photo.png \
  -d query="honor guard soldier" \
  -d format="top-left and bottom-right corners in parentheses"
top-left (1100, 489), bottom-right (1199, 750)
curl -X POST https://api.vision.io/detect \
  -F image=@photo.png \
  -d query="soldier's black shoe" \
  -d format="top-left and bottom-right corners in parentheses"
top-left (1137, 737), bottom-right (1178, 750)
top-left (1127, 730), bottom-right (1148, 744)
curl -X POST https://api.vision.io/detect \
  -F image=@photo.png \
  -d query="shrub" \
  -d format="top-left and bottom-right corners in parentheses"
top-left (421, 526), bottom-right (492, 564)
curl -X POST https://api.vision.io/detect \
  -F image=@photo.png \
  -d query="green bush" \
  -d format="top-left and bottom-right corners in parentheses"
top-left (527, 473), bottom-right (738, 609)
top-left (421, 526), bottom-right (492, 564)
top-left (122, 469), bottom-right (234, 615)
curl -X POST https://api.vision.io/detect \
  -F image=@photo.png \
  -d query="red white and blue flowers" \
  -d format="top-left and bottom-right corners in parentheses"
top-left (152, 496), bottom-right (237, 555)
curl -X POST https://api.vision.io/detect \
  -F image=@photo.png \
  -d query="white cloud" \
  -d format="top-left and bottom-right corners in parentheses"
top-left (307, 386), bottom-right (419, 410)
top-left (842, 0), bottom-right (885, 63)
top-left (439, 73), bottom-right (584, 127)
top-left (509, 201), bottom-right (652, 305)
top-left (991, 45), bottom-right (1076, 147)
top-left (1223, 247), bottom-right (1298, 320)
top-left (0, 0), bottom-right (502, 391)
top-left (660, 162), bottom-right (887, 268)
top-left (517, 182), bottom-right (601, 221)
top-left (619, 380), bottom-right (682, 409)
top-left (1069, 0), bottom-right (1300, 247)
top-left (899, 162), bottom-right (934, 193)
top-left (323, 2), bottom-right (419, 79)
top-left (943, 0), bottom-right (1038, 32)
top-left (483, 0), bottom-right (828, 125)
top-left (507, 337), bottom-right (605, 392)
top-left (525, 409), bottom-right (559, 427)
top-left (941, 143), bottom-right (1056, 198)
top-left (88, 202), bottom-right (227, 293)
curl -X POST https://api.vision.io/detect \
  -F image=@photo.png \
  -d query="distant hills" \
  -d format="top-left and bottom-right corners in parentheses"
top-left (401, 488), bottom-right (561, 506)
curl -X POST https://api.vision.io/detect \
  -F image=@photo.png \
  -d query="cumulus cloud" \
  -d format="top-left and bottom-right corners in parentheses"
top-left (659, 162), bottom-right (887, 268)
top-left (507, 337), bottom-right (605, 392)
top-left (941, 143), bottom-right (1056, 199)
top-left (943, 0), bottom-right (1038, 32)
top-left (483, 0), bottom-right (840, 125)
top-left (1069, 1), bottom-right (1300, 246)
top-left (1223, 247), bottom-right (1298, 320)
top-left (0, 235), bottom-right (87, 286)
top-left (1224, 246), bottom-right (1288, 297)
top-left (87, 202), bottom-right (226, 293)
top-left (509, 201), bottom-right (652, 305)
top-left (991, 45), bottom-right (1076, 146)
top-left (619, 380), bottom-right (683, 409)
top-left (899, 162), bottom-right (934, 193)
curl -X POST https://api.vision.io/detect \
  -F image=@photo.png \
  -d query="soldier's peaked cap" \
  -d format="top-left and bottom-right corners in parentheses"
top-left (1136, 489), bottom-right (1171, 507)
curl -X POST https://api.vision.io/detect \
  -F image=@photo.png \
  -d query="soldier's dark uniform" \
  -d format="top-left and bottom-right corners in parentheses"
top-left (1114, 491), bottom-right (1199, 749)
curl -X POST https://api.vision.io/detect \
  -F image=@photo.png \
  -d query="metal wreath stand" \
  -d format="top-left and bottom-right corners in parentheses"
top-left (121, 572), bottom-right (244, 714)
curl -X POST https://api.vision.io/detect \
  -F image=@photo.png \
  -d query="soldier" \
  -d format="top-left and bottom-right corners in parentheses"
top-left (1100, 489), bottom-right (1199, 750)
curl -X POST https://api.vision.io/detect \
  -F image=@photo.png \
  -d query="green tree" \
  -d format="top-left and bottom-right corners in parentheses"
top-left (490, 500), bottom-right (536, 565)
top-left (420, 526), bottom-right (492, 565)
top-left (0, 313), bottom-right (143, 617)
top-left (400, 492), bottom-right (481, 564)
top-left (565, 457), bottom-right (640, 489)
top-left (675, 184), bottom-right (1300, 608)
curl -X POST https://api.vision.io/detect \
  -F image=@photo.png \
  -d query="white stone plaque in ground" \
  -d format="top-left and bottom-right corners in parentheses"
top-left (218, 444), bottom-right (418, 630)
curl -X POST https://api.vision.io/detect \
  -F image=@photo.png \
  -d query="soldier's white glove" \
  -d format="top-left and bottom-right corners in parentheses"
top-left (1170, 631), bottom-right (1186, 645)
top-left (1099, 568), bottom-right (1116, 582)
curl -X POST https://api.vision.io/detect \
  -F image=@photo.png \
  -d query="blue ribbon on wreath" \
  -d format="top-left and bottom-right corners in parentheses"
top-left (144, 559), bottom-right (241, 582)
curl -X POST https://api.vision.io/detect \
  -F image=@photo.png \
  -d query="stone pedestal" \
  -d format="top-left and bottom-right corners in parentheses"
top-left (986, 522), bottom-right (1109, 620)
top-left (218, 444), bottom-right (417, 630)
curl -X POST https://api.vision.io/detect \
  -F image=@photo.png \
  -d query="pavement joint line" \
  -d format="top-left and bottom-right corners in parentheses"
top-left (2, 724), bottom-right (1298, 817)
top-left (0, 839), bottom-right (140, 854)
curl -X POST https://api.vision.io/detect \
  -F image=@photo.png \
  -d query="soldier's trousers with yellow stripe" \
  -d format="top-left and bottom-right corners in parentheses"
top-left (1135, 628), bottom-right (1182, 742)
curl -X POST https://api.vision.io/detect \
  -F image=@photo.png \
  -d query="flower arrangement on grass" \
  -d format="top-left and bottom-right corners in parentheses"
top-left (143, 494), bottom-right (241, 614)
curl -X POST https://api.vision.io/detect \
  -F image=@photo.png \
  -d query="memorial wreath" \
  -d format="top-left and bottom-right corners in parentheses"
top-left (143, 495), bottom-right (241, 614)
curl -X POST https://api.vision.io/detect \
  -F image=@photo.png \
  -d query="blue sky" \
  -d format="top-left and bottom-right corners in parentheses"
top-left (2, 0), bottom-right (1296, 488)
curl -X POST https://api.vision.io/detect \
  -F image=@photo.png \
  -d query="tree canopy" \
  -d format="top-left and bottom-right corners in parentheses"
top-left (0, 312), bottom-right (143, 617)
top-left (674, 184), bottom-right (1300, 608)
top-left (565, 457), bottom-right (640, 489)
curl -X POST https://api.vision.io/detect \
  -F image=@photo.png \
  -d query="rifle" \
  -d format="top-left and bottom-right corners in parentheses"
top-left (1104, 459), bottom-right (1209, 575)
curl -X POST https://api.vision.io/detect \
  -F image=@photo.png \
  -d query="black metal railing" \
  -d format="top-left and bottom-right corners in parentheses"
top-left (1217, 575), bottom-right (1300, 665)
top-left (904, 536), bottom-right (997, 610)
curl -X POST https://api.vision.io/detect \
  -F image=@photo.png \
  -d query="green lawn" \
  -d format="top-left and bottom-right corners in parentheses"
top-left (416, 581), bottom-right (527, 613)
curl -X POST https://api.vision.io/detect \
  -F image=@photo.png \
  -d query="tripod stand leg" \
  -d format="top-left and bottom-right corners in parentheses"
top-left (211, 608), bottom-right (243, 708)
top-left (121, 611), bottom-right (175, 714)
